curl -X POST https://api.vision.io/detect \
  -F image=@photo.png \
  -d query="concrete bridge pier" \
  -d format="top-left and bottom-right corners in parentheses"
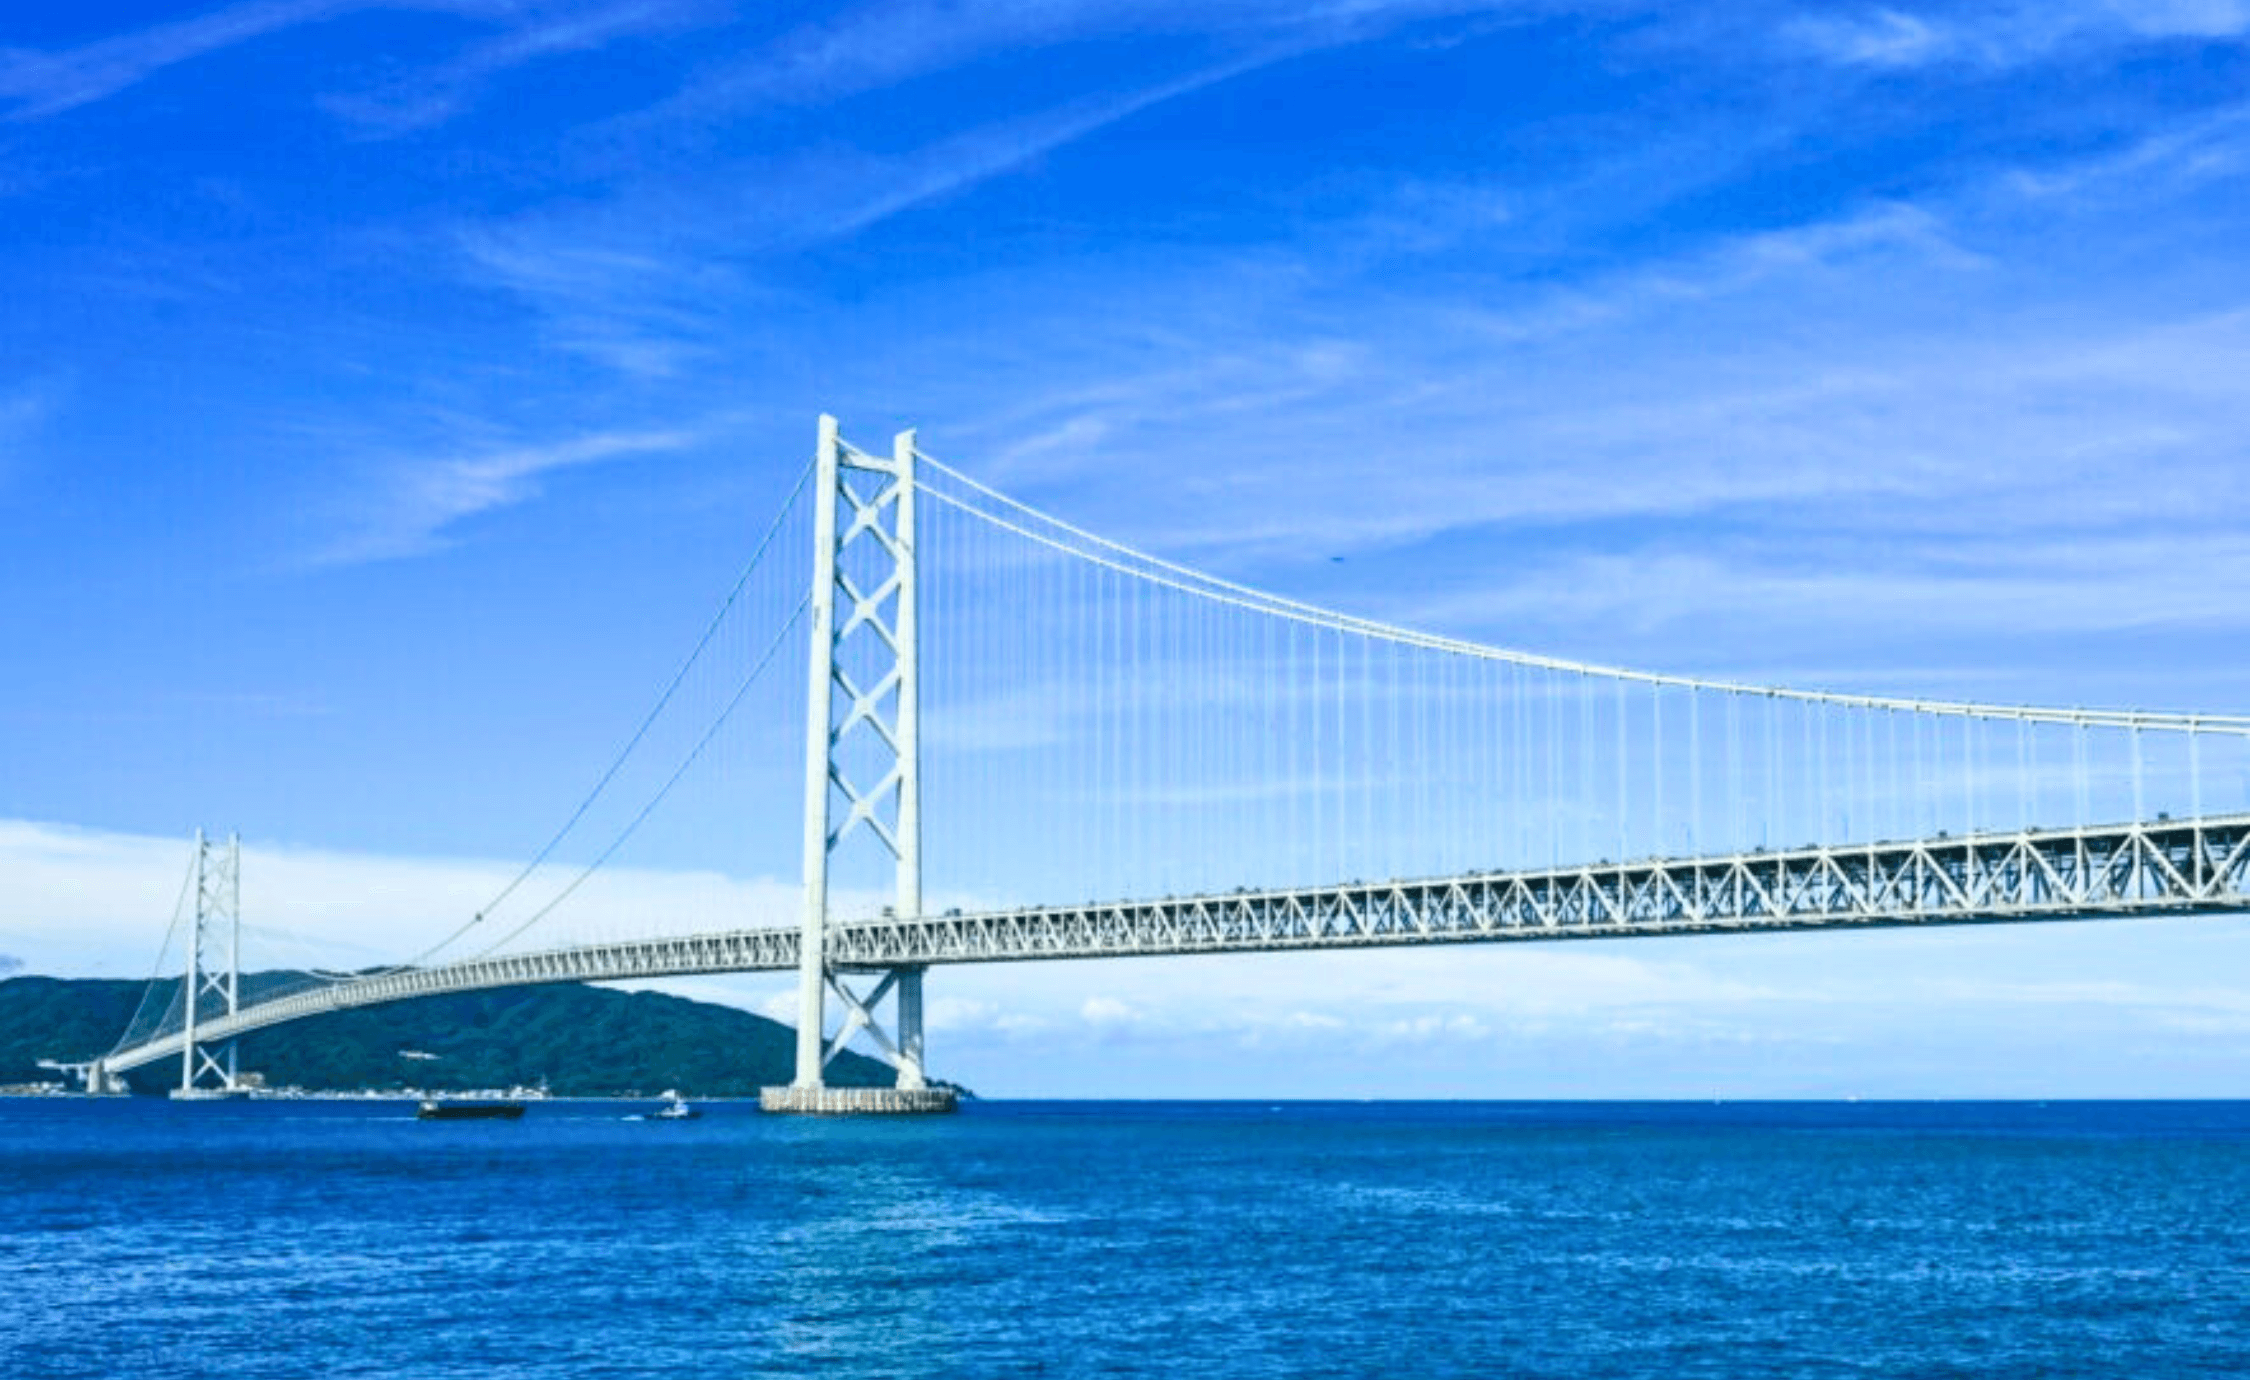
top-left (44, 1059), bottom-right (126, 1096)
top-left (760, 963), bottom-right (957, 1114)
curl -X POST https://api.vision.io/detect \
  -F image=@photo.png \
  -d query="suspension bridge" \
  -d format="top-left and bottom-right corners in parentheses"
top-left (76, 417), bottom-right (2250, 1109)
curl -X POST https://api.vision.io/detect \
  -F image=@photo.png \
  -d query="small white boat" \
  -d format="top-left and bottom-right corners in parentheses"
top-left (628, 1090), bottom-right (701, 1121)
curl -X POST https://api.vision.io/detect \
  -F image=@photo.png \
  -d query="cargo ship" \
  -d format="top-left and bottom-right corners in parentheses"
top-left (416, 1099), bottom-right (526, 1121)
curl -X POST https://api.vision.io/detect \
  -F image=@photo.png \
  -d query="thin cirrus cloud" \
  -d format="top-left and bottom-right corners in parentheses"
top-left (1785, 1), bottom-right (2250, 70)
top-left (0, 0), bottom-right (408, 120)
top-left (319, 425), bottom-right (699, 564)
top-left (622, 0), bottom-right (1523, 127)
top-left (981, 297), bottom-right (2250, 600)
top-left (318, 0), bottom-right (710, 135)
top-left (454, 47), bottom-right (1314, 373)
top-left (895, 200), bottom-right (1993, 531)
top-left (0, 0), bottom-right (688, 124)
top-left (1384, 531), bottom-right (2250, 651)
top-left (1786, 7), bottom-right (1951, 68)
top-left (890, 84), bottom-right (2250, 583)
top-left (452, 229), bottom-right (742, 378)
top-left (451, 0), bottom-right (1565, 371)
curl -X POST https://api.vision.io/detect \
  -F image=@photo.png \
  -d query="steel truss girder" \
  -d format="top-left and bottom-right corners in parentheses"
top-left (100, 815), bottom-right (2250, 1076)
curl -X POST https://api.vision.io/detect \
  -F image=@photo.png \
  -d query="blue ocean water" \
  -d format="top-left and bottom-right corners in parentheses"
top-left (2, 1100), bottom-right (2245, 1379)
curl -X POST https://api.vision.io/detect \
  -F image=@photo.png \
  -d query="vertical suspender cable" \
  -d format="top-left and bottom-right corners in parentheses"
top-left (1331, 626), bottom-right (1345, 882)
top-left (2017, 717), bottom-right (2031, 832)
top-left (1305, 616), bottom-right (1314, 877)
top-left (1726, 691), bottom-right (1740, 854)
top-left (1653, 686), bottom-right (1665, 857)
top-left (1578, 671), bottom-right (1591, 864)
top-left (1846, 704), bottom-right (1859, 843)
top-left (1515, 661), bottom-right (1528, 869)
top-left (1803, 699), bottom-right (1816, 847)
top-left (1616, 678), bottom-right (1629, 862)
top-left (1764, 696), bottom-right (1779, 850)
top-left (2131, 724), bottom-right (2145, 824)
top-left (1968, 715), bottom-right (1981, 837)
top-left (1886, 709), bottom-right (1899, 843)
top-left (1361, 636), bottom-right (1374, 881)
top-left (1817, 704), bottom-right (1830, 848)
top-left (1546, 669), bottom-right (1560, 868)
top-left (1290, 619), bottom-right (1302, 883)
top-left (2190, 722), bottom-right (2203, 822)
top-left (1862, 709), bottom-right (1877, 844)
top-left (2074, 719), bottom-right (2089, 830)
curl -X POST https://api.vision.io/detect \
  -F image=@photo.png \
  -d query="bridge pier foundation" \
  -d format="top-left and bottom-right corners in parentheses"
top-left (760, 1085), bottom-right (957, 1114)
top-left (43, 1059), bottom-right (126, 1096)
top-left (763, 964), bottom-right (953, 1113)
top-left (895, 965), bottom-right (926, 1090)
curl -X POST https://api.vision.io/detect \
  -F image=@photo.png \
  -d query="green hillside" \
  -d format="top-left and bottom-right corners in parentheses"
top-left (0, 975), bottom-right (904, 1096)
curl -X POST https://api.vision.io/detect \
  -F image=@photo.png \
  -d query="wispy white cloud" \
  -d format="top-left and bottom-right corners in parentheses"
top-left (456, 44), bottom-right (1319, 374)
top-left (1080, 995), bottom-right (1143, 1026)
top-left (1785, 1), bottom-right (2250, 72)
top-left (621, 0), bottom-right (1109, 125)
top-left (623, 0), bottom-right (1525, 128)
top-left (2077, 0), bottom-right (2250, 39)
top-left (0, 817), bottom-right (799, 978)
top-left (904, 201), bottom-right (1998, 541)
top-left (1462, 199), bottom-right (1982, 344)
top-left (452, 0), bottom-right (1556, 379)
top-left (2006, 101), bottom-right (2250, 203)
top-left (1393, 529), bottom-right (2250, 647)
top-left (0, 0), bottom-right (683, 125)
top-left (320, 0), bottom-right (709, 135)
top-left (905, 154), bottom-right (2250, 656)
top-left (320, 425), bottom-right (698, 563)
top-left (1787, 7), bottom-right (1950, 68)
top-left (803, 56), bottom-right (1292, 246)
top-left (454, 231), bottom-right (742, 377)
top-left (0, 0), bottom-right (377, 120)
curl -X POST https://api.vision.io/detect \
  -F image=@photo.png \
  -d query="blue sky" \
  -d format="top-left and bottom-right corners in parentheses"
top-left (4, 1), bottom-right (2250, 1095)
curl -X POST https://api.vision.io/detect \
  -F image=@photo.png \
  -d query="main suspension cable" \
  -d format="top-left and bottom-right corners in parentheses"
top-left (106, 845), bottom-right (200, 1057)
top-left (916, 453), bottom-right (2248, 735)
top-left (467, 593), bottom-right (812, 960)
top-left (399, 457), bottom-right (816, 970)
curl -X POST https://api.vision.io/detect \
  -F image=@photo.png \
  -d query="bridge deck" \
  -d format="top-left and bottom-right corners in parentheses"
top-left (102, 816), bottom-right (2250, 1074)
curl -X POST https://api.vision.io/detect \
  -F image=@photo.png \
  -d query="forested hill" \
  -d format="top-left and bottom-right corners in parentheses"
top-left (0, 976), bottom-right (901, 1096)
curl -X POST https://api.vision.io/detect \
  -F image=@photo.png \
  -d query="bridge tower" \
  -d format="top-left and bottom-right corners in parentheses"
top-left (176, 829), bottom-right (244, 1098)
top-left (762, 417), bottom-right (954, 1114)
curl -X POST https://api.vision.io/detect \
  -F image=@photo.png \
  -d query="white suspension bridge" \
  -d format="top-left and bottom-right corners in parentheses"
top-left (77, 418), bottom-right (2250, 1110)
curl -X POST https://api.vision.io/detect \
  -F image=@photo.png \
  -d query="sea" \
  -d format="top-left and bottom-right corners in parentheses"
top-left (2, 1099), bottom-right (2245, 1378)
